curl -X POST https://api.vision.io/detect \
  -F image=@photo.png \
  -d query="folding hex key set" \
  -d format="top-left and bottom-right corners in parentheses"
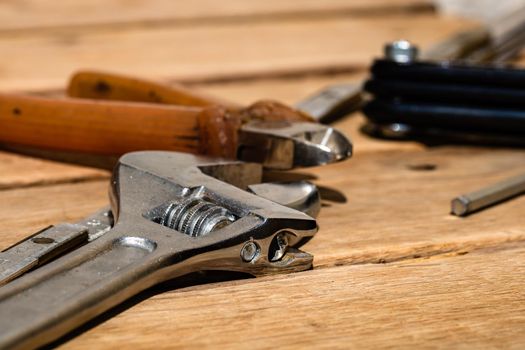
top-left (363, 52), bottom-right (525, 147)
top-left (0, 73), bottom-right (352, 349)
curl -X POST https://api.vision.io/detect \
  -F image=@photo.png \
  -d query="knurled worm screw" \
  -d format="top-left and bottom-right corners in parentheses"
top-left (161, 197), bottom-right (236, 237)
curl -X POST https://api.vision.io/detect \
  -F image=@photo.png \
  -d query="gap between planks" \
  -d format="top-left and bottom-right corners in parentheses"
top-left (0, 14), bottom-right (475, 91)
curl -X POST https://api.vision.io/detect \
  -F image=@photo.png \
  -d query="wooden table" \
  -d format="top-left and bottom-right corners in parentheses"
top-left (1, 1), bottom-right (525, 348)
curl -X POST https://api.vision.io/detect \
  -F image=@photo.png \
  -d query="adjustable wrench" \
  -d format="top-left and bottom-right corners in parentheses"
top-left (0, 151), bottom-right (318, 349)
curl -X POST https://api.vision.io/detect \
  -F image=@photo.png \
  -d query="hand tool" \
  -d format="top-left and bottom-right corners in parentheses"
top-left (362, 43), bottom-right (525, 146)
top-left (362, 5), bottom-right (525, 145)
top-left (0, 208), bottom-right (112, 286)
top-left (0, 151), bottom-right (319, 349)
top-left (0, 179), bottom-right (320, 287)
top-left (294, 83), bottom-right (363, 123)
top-left (68, 70), bottom-right (353, 169)
top-left (68, 65), bottom-right (361, 125)
top-left (0, 73), bottom-right (352, 170)
top-left (451, 173), bottom-right (525, 217)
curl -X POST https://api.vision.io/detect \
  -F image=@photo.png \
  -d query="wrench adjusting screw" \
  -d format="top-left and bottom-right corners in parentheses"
top-left (161, 197), bottom-right (236, 237)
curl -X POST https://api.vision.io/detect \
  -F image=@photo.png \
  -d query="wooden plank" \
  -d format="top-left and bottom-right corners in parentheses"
top-left (306, 145), bottom-right (525, 266)
top-left (1, 15), bottom-right (474, 91)
top-left (199, 73), bottom-right (366, 105)
top-left (0, 180), bottom-right (108, 248)
top-left (62, 242), bottom-right (525, 349)
top-left (2, 144), bottom-right (524, 268)
top-left (0, 151), bottom-right (108, 190)
top-left (0, 0), bottom-right (433, 32)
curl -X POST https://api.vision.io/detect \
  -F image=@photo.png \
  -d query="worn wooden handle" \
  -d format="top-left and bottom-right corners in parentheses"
top-left (0, 71), bottom-right (313, 159)
top-left (68, 70), bottom-right (240, 109)
top-left (0, 94), bottom-right (204, 155)
top-left (65, 71), bottom-right (314, 158)
top-left (68, 70), bottom-right (313, 123)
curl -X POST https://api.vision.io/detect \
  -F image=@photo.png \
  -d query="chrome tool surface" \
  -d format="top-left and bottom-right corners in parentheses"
top-left (451, 173), bottom-right (525, 216)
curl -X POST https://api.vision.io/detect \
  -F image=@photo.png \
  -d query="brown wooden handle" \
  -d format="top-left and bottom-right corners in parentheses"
top-left (68, 70), bottom-right (240, 109)
top-left (0, 93), bottom-right (206, 155)
top-left (59, 71), bottom-right (314, 159)
top-left (68, 71), bottom-right (314, 123)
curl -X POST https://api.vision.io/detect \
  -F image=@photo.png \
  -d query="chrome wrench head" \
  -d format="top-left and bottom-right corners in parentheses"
top-left (111, 151), bottom-right (319, 275)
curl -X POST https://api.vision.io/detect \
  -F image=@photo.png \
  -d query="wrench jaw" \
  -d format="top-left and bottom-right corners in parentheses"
top-left (250, 247), bottom-right (315, 276)
top-left (185, 244), bottom-right (316, 278)
top-left (234, 224), bottom-right (318, 277)
top-left (159, 221), bottom-right (317, 279)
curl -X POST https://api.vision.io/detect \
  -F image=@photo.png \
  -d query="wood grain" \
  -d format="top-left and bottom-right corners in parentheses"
top-left (62, 243), bottom-right (525, 349)
top-left (0, 0), bottom-right (432, 32)
top-left (0, 151), bottom-right (108, 190)
top-left (307, 145), bottom-right (525, 266)
top-left (0, 2), bottom-right (523, 348)
top-left (0, 180), bottom-right (108, 248)
top-left (0, 15), bottom-right (474, 91)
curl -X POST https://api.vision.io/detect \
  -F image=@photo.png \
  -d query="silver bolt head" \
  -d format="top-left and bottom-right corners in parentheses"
top-left (240, 241), bottom-right (260, 262)
top-left (384, 40), bottom-right (419, 63)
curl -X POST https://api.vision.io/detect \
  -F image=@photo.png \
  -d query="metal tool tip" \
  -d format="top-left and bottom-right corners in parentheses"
top-left (239, 121), bottom-right (352, 169)
top-left (293, 125), bottom-right (353, 167)
top-left (451, 196), bottom-right (469, 217)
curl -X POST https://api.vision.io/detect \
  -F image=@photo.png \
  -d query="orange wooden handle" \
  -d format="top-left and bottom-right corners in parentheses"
top-left (0, 93), bottom-right (206, 155)
top-left (67, 70), bottom-right (313, 123)
top-left (64, 71), bottom-right (315, 158)
top-left (0, 71), bottom-right (310, 159)
top-left (68, 70), bottom-right (240, 109)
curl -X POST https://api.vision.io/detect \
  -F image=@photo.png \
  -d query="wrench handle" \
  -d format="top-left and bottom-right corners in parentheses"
top-left (0, 229), bottom-right (166, 349)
